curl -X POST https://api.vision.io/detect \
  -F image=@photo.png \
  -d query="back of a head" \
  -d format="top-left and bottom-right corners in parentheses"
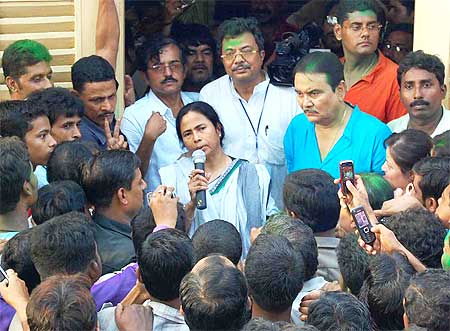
top-left (46, 140), bottom-right (97, 185)
top-left (71, 55), bottom-right (116, 93)
top-left (1, 228), bottom-right (40, 292)
top-left (0, 136), bottom-right (32, 214)
top-left (385, 129), bottom-right (433, 174)
top-left (335, 0), bottom-right (385, 26)
top-left (30, 212), bottom-right (96, 280)
top-left (358, 253), bottom-right (414, 330)
top-left (180, 255), bottom-right (250, 331)
top-left (245, 234), bottom-right (305, 314)
top-left (404, 269), bottom-right (450, 331)
top-left (336, 233), bottom-right (371, 296)
top-left (433, 130), bottom-right (450, 157)
top-left (360, 173), bottom-right (394, 210)
top-left (306, 291), bottom-right (373, 331)
top-left (137, 228), bottom-right (194, 302)
top-left (0, 100), bottom-right (30, 139)
top-left (262, 214), bottom-right (318, 281)
top-left (242, 319), bottom-right (318, 331)
top-left (27, 274), bottom-right (97, 331)
top-left (412, 156), bottom-right (450, 202)
top-left (283, 169), bottom-right (340, 233)
top-left (192, 219), bottom-right (242, 265)
top-left (32, 181), bottom-right (87, 225)
top-left (386, 208), bottom-right (447, 268)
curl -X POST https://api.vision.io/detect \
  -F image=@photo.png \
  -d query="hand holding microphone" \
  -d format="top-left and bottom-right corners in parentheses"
top-left (190, 150), bottom-right (208, 210)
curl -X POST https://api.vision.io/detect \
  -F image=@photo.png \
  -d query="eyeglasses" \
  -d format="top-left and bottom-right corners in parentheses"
top-left (346, 22), bottom-right (382, 33)
top-left (148, 61), bottom-right (182, 73)
top-left (220, 49), bottom-right (259, 62)
top-left (383, 42), bottom-right (409, 53)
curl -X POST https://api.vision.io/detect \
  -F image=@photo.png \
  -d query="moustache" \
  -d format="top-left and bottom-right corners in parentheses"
top-left (192, 64), bottom-right (207, 70)
top-left (410, 100), bottom-right (430, 107)
top-left (161, 77), bottom-right (178, 84)
top-left (304, 109), bottom-right (319, 115)
top-left (232, 64), bottom-right (251, 72)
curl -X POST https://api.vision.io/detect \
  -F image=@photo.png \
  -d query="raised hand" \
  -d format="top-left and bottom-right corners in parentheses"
top-left (143, 112), bottom-right (167, 142)
top-left (124, 75), bottom-right (136, 107)
top-left (104, 116), bottom-right (128, 150)
top-left (148, 185), bottom-right (179, 228)
top-left (115, 303), bottom-right (153, 331)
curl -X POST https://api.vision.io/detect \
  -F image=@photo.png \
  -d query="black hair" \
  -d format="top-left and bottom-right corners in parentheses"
top-left (384, 129), bottom-right (433, 174)
top-left (336, 233), bottom-right (372, 296)
top-left (404, 269), bottom-right (450, 331)
top-left (385, 208), bottom-right (447, 268)
top-left (242, 319), bottom-right (312, 331)
top-left (358, 253), bottom-right (414, 330)
top-left (385, 22), bottom-right (414, 36)
top-left (283, 169), bottom-right (340, 233)
top-left (294, 52), bottom-right (344, 90)
top-left (30, 212), bottom-right (96, 280)
top-left (171, 23), bottom-right (217, 57)
top-left (397, 50), bottom-right (445, 87)
top-left (180, 255), bottom-right (250, 331)
top-left (1, 228), bottom-right (40, 292)
top-left (433, 130), bottom-right (450, 157)
top-left (46, 140), bottom-right (97, 186)
top-left (176, 101), bottom-right (225, 145)
top-left (359, 173), bottom-right (394, 210)
top-left (262, 214), bottom-right (318, 281)
top-left (306, 291), bottom-right (374, 331)
top-left (192, 219), bottom-right (242, 265)
top-left (336, 0), bottom-right (385, 26)
top-left (412, 156), bottom-right (450, 202)
top-left (138, 228), bottom-right (194, 301)
top-left (136, 34), bottom-right (186, 72)
top-left (131, 206), bottom-right (186, 256)
top-left (71, 55), bottom-right (118, 93)
top-left (245, 234), bottom-right (304, 313)
top-left (0, 136), bottom-right (32, 214)
top-left (32, 181), bottom-right (87, 225)
top-left (27, 87), bottom-right (84, 125)
top-left (82, 150), bottom-right (141, 208)
top-left (0, 101), bottom-right (30, 139)
top-left (217, 17), bottom-right (265, 53)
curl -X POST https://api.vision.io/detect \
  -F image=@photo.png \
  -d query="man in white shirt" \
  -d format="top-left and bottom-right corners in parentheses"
top-left (389, 50), bottom-right (449, 138)
top-left (200, 17), bottom-right (300, 207)
top-left (121, 36), bottom-right (198, 192)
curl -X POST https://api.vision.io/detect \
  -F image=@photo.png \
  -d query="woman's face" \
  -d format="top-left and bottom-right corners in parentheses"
top-left (382, 147), bottom-right (412, 190)
top-left (179, 110), bottom-right (222, 155)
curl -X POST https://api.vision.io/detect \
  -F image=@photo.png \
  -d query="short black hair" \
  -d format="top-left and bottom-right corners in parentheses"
top-left (262, 214), bottom-right (318, 280)
top-left (136, 34), bottom-right (185, 72)
top-left (32, 181), bottom-right (87, 225)
top-left (1, 228), bottom-right (40, 292)
top-left (385, 22), bottom-right (414, 36)
top-left (283, 169), bottom-right (340, 233)
top-left (404, 269), bottom-right (450, 331)
top-left (171, 22), bottom-right (217, 57)
top-left (82, 150), bottom-right (141, 208)
top-left (180, 255), bottom-right (250, 331)
top-left (358, 253), bottom-right (414, 330)
top-left (433, 130), bottom-right (450, 157)
top-left (47, 140), bottom-right (97, 186)
top-left (412, 156), bottom-right (450, 202)
top-left (336, 233), bottom-right (372, 296)
top-left (217, 17), bottom-right (265, 52)
top-left (27, 87), bottom-right (84, 125)
top-left (71, 55), bottom-right (117, 93)
top-left (192, 219), bottom-right (242, 265)
top-left (385, 208), bottom-right (447, 268)
top-left (336, 0), bottom-right (385, 25)
top-left (30, 212), bottom-right (96, 280)
top-left (138, 229), bottom-right (194, 301)
top-left (384, 129), bottom-right (433, 174)
top-left (397, 50), bottom-right (445, 87)
top-left (0, 136), bottom-right (32, 214)
top-left (306, 291), bottom-right (374, 331)
top-left (245, 234), bottom-right (304, 313)
top-left (294, 52), bottom-right (344, 90)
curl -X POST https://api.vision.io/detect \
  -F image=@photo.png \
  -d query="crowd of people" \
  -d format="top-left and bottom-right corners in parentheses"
top-left (0, 0), bottom-right (449, 330)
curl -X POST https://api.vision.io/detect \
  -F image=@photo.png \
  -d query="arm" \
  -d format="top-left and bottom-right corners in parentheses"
top-left (0, 270), bottom-right (30, 331)
top-left (96, 0), bottom-right (119, 70)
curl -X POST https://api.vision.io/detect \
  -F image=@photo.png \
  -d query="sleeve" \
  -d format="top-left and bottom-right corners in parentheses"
top-left (120, 110), bottom-right (142, 153)
top-left (371, 124), bottom-right (392, 174)
top-left (385, 78), bottom-right (407, 123)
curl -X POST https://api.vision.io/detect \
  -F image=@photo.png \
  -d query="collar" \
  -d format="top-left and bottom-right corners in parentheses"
top-left (315, 236), bottom-right (340, 249)
top-left (144, 300), bottom-right (185, 324)
top-left (228, 71), bottom-right (270, 101)
top-left (340, 104), bottom-right (362, 140)
top-left (341, 50), bottom-right (388, 85)
top-left (93, 213), bottom-right (132, 238)
top-left (145, 90), bottom-right (192, 117)
top-left (302, 276), bottom-right (327, 292)
top-left (81, 115), bottom-right (115, 146)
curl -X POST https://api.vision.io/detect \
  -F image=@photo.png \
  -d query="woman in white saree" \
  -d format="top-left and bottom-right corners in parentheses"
top-left (159, 101), bottom-right (277, 255)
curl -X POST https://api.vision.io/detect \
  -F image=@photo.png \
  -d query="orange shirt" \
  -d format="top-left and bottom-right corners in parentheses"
top-left (344, 51), bottom-right (406, 123)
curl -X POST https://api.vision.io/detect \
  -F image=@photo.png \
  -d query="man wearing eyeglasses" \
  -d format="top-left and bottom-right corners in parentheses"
top-left (120, 35), bottom-right (198, 193)
top-left (333, 0), bottom-right (406, 123)
top-left (199, 17), bottom-right (300, 208)
top-left (381, 23), bottom-right (413, 64)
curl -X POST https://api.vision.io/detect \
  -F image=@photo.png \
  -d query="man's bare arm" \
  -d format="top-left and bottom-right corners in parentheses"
top-left (96, 0), bottom-right (119, 70)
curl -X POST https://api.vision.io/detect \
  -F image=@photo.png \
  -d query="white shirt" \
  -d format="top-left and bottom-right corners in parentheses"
top-left (200, 74), bottom-right (301, 207)
top-left (121, 90), bottom-right (198, 192)
top-left (388, 106), bottom-right (450, 138)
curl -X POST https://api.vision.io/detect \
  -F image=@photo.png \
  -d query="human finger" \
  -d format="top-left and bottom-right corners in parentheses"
top-left (104, 118), bottom-right (112, 139)
top-left (113, 116), bottom-right (123, 138)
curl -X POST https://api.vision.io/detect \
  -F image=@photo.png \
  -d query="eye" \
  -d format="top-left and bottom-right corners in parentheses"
top-left (202, 50), bottom-right (212, 56)
top-left (183, 132), bottom-right (191, 138)
top-left (423, 82), bottom-right (432, 88)
top-left (404, 83), bottom-right (413, 90)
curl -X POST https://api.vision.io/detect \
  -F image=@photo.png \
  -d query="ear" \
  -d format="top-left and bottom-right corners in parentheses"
top-left (5, 76), bottom-right (19, 93)
top-left (87, 258), bottom-right (101, 282)
top-left (441, 83), bottom-right (447, 96)
top-left (22, 180), bottom-right (34, 197)
top-left (425, 197), bottom-right (438, 213)
top-left (117, 187), bottom-right (128, 206)
top-left (70, 88), bottom-right (80, 97)
top-left (259, 49), bottom-right (265, 62)
top-left (136, 266), bottom-right (144, 284)
top-left (335, 80), bottom-right (347, 99)
top-left (334, 24), bottom-right (343, 41)
top-left (286, 209), bottom-right (298, 218)
top-left (142, 70), bottom-right (151, 86)
top-left (179, 305), bottom-right (184, 316)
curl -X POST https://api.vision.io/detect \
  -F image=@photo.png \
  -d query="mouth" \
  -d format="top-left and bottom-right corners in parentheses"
top-left (101, 113), bottom-right (114, 120)
top-left (410, 101), bottom-right (430, 109)
top-left (358, 41), bottom-right (371, 47)
top-left (232, 64), bottom-right (251, 73)
top-left (161, 78), bottom-right (178, 84)
top-left (192, 64), bottom-right (207, 71)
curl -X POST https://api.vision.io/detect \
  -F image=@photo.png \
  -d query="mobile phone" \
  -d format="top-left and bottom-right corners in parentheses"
top-left (0, 265), bottom-right (9, 285)
top-left (351, 206), bottom-right (376, 244)
top-left (339, 160), bottom-right (355, 196)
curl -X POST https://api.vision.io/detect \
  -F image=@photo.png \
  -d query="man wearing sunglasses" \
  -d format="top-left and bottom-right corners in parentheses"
top-left (382, 23), bottom-right (413, 64)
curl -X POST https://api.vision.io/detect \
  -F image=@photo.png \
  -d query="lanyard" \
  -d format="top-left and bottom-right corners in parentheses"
top-left (238, 83), bottom-right (270, 150)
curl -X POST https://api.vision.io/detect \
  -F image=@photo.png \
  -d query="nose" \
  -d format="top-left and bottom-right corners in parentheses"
top-left (73, 126), bottom-right (82, 140)
top-left (192, 130), bottom-right (202, 143)
top-left (102, 98), bottom-right (113, 112)
top-left (195, 51), bottom-right (205, 62)
top-left (163, 64), bottom-right (173, 76)
top-left (48, 134), bottom-right (57, 149)
top-left (413, 85), bottom-right (423, 99)
top-left (42, 78), bottom-right (53, 89)
top-left (142, 179), bottom-right (147, 191)
top-left (300, 94), bottom-right (313, 109)
top-left (360, 26), bottom-right (370, 37)
top-left (381, 161), bottom-right (387, 173)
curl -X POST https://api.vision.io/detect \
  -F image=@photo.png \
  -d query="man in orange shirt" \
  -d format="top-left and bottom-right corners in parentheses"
top-left (333, 0), bottom-right (406, 123)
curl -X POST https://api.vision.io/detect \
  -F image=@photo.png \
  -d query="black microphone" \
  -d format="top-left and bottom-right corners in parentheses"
top-left (192, 149), bottom-right (207, 210)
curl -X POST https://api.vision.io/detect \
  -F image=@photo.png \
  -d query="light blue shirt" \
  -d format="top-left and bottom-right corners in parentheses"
top-left (34, 165), bottom-right (48, 189)
top-left (121, 90), bottom-right (199, 192)
top-left (284, 105), bottom-right (392, 178)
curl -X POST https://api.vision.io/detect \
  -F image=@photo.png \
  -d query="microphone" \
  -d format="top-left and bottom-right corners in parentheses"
top-left (192, 149), bottom-right (207, 210)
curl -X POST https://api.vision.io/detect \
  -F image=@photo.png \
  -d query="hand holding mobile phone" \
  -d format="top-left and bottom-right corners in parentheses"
top-left (339, 160), bottom-right (355, 196)
top-left (0, 266), bottom-right (9, 286)
top-left (351, 205), bottom-right (376, 245)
